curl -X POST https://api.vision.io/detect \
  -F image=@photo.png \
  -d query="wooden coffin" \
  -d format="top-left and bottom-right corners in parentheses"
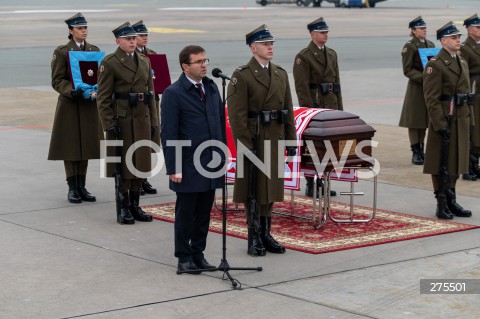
top-left (301, 110), bottom-right (376, 172)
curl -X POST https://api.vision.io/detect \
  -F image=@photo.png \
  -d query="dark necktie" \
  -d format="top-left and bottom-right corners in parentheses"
top-left (79, 43), bottom-right (84, 51)
top-left (264, 67), bottom-right (270, 80)
top-left (195, 83), bottom-right (205, 103)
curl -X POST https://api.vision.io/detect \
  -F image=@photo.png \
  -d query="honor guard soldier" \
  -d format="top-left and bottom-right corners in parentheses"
top-left (96, 22), bottom-right (158, 224)
top-left (132, 20), bottom-right (159, 195)
top-left (293, 17), bottom-right (341, 198)
top-left (399, 16), bottom-right (435, 166)
top-left (423, 22), bottom-right (473, 219)
top-left (227, 25), bottom-right (297, 256)
top-left (48, 12), bottom-right (103, 204)
top-left (460, 14), bottom-right (480, 180)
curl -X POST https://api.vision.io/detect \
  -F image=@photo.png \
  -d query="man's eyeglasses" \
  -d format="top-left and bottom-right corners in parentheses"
top-left (187, 59), bottom-right (209, 65)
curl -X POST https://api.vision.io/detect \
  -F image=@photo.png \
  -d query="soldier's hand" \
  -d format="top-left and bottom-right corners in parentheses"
top-left (82, 88), bottom-right (95, 100)
top-left (106, 125), bottom-right (121, 138)
top-left (151, 126), bottom-right (158, 139)
top-left (70, 89), bottom-right (81, 98)
top-left (437, 127), bottom-right (450, 140)
top-left (286, 146), bottom-right (297, 157)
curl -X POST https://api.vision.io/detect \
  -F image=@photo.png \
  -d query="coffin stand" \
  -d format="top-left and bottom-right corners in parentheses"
top-left (287, 109), bottom-right (377, 229)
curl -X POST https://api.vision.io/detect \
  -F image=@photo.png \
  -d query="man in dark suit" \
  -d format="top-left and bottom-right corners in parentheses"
top-left (161, 45), bottom-right (226, 274)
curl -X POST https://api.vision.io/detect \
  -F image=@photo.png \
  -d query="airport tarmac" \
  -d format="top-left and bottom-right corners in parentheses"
top-left (0, 1), bottom-right (479, 318)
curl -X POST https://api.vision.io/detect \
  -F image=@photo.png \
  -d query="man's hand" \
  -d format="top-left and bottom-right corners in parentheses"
top-left (106, 125), bottom-right (121, 138)
top-left (169, 173), bottom-right (182, 183)
top-left (437, 127), bottom-right (450, 140)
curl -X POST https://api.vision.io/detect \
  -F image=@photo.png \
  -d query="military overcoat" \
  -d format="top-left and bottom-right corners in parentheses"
top-left (399, 36), bottom-right (435, 128)
top-left (137, 46), bottom-right (161, 147)
top-left (423, 48), bottom-right (473, 175)
top-left (227, 57), bottom-right (296, 204)
top-left (96, 48), bottom-right (157, 179)
top-left (460, 36), bottom-right (480, 150)
top-left (48, 40), bottom-right (103, 161)
top-left (293, 41), bottom-right (343, 110)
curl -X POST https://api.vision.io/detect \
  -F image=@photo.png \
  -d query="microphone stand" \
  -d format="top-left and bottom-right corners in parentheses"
top-left (216, 76), bottom-right (262, 288)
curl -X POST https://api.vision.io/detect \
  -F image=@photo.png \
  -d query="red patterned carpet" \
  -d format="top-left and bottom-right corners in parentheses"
top-left (142, 195), bottom-right (478, 254)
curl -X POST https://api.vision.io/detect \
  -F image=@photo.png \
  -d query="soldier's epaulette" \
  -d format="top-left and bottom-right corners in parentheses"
top-left (236, 65), bottom-right (248, 71)
top-left (90, 44), bottom-right (100, 50)
top-left (55, 44), bottom-right (68, 52)
top-left (276, 65), bottom-right (286, 72)
top-left (298, 47), bottom-right (309, 56)
top-left (103, 54), bottom-right (115, 62)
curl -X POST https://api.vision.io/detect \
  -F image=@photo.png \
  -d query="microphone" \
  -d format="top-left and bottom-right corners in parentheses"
top-left (212, 68), bottom-right (231, 80)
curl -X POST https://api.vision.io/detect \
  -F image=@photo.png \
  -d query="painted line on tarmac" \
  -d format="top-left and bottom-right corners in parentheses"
top-left (148, 27), bottom-right (205, 34)
top-left (159, 7), bottom-right (264, 11)
top-left (344, 98), bottom-right (403, 106)
top-left (0, 9), bottom-right (120, 14)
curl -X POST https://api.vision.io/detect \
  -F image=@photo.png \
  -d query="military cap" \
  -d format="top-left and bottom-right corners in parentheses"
top-left (112, 22), bottom-right (137, 38)
top-left (132, 20), bottom-right (149, 35)
top-left (65, 12), bottom-right (87, 28)
top-left (308, 17), bottom-right (329, 32)
top-left (245, 24), bottom-right (275, 45)
top-left (464, 14), bottom-right (480, 28)
top-left (408, 16), bottom-right (426, 29)
top-left (436, 21), bottom-right (462, 40)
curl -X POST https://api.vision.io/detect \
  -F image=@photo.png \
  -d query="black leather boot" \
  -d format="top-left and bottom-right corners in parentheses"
top-left (470, 154), bottom-right (480, 178)
top-left (142, 179), bottom-right (157, 194)
top-left (77, 175), bottom-right (96, 202)
top-left (247, 225), bottom-right (266, 256)
top-left (260, 216), bottom-right (286, 254)
top-left (446, 189), bottom-right (472, 217)
top-left (411, 143), bottom-right (424, 165)
top-left (305, 177), bottom-right (314, 197)
top-left (118, 192), bottom-right (135, 224)
top-left (462, 154), bottom-right (477, 181)
top-left (419, 142), bottom-right (425, 161)
top-left (66, 176), bottom-right (81, 204)
top-left (129, 191), bottom-right (153, 222)
top-left (318, 178), bottom-right (337, 197)
top-left (435, 192), bottom-right (453, 220)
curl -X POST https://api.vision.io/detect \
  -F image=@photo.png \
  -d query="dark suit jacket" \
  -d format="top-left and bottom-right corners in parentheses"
top-left (161, 73), bottom-right (226, 192)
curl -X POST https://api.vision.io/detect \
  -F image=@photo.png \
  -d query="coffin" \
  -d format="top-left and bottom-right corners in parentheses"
top-left (301, 110), bottom-right (376, 173)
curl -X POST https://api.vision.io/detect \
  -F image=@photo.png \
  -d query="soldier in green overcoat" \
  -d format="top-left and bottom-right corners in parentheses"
top-left (293, 17), bottom-right (341, 198)
top-left (133, 20), bottom-right (159, 195)
top-left (227, 25), bottom-right (296, 256)
top-left (399, 16), bottom-right (435, 165)
top-left (48, 13), bottom-right (103, 204)
top-left (97, 22), bottom-right (158, 225)
top-left (460, 14), bottom-right (480, 180)
top-left (423, 22), bottom-right (473, 219)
